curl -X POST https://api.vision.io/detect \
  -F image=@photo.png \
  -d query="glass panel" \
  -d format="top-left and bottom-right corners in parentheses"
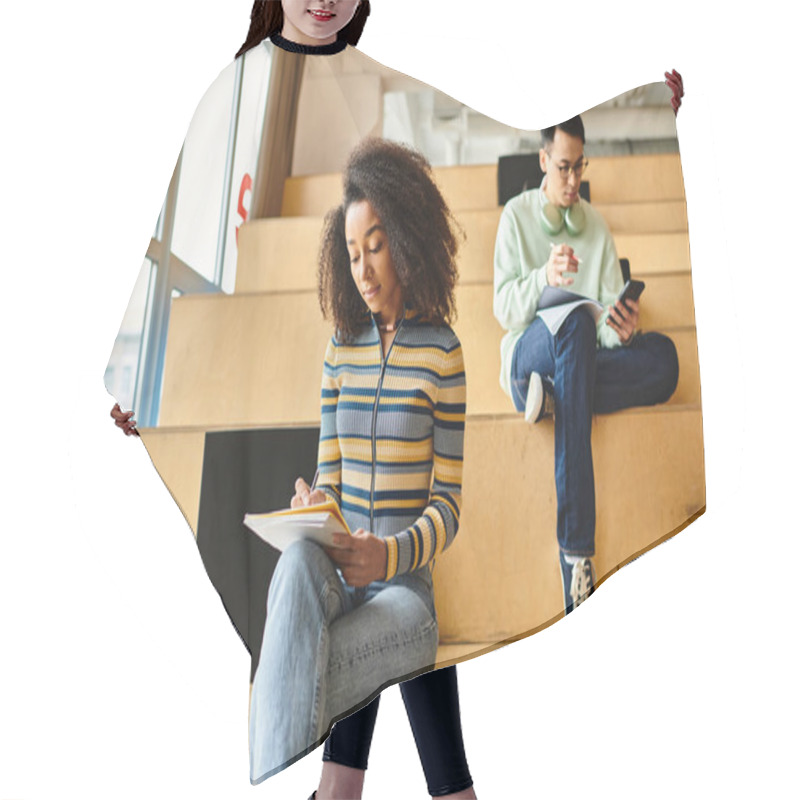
top-left (383, 89), bottom-right (524, 167)
top-left (382, 82), bottom-right (679, 167)
top-left (171, 61), bottom-right (237, 283)
top-left (221, 44), bottom-right (272, 294)
top-left (149, 287), bottom-right (185, 426)
top-left (153, 193), bottom-right (166, 241)
top-left (104, 258), bottom-right (157, 412)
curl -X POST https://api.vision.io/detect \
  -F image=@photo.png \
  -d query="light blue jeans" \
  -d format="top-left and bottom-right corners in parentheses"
top-left (249, 539), bottom-right (439, 784)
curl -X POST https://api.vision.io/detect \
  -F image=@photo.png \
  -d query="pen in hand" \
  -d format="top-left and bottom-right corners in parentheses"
top-left (292, 469), bottom-right (321, 509)
top-left (549, 241), bottom-right (582, 263)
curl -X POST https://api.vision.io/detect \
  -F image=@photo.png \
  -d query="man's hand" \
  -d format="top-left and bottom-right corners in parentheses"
top-left (325, 530), bottom-right (388, 587)
top-left (606, 297), bottom-right (640, 344)
top-left (110, 403), bottom-right (139, 436)
top-left (546, 244), bottom-right (580, 287)
top-left (665, 69), bottom-right (684, 115)
top-left (291, 477), bottom-right (327, 509)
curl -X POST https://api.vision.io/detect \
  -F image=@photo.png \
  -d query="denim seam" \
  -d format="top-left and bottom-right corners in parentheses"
top-left (326, 617), bottom-right (438, 673)
top-left (309, 579), bottom-right (348, 740)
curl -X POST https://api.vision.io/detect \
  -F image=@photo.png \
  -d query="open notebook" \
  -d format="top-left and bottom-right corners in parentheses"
top-left (244, 499), bottom-right (352, 551)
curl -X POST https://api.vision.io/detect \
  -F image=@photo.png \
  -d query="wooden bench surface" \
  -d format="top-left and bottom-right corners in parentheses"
top-left (281, 153), bottom-right (686, 216)
top-left (140, 405), bottom-right (704, 649)
top-left (159, 289), bottom-right (700, 428)
top-left (237, 211), bottom-right (691, 294)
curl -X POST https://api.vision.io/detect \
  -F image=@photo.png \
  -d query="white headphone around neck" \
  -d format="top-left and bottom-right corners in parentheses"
top-left (538, 177), bottom-right (586, 236)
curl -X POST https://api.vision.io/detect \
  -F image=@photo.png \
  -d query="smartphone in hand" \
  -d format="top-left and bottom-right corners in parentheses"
top-left (617, 279), bottom-right (645, 306)
top-left (609, 279), bottom-right (646, 327)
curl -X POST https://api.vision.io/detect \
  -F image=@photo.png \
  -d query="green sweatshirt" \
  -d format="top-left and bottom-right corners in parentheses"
top-left (493, 186), bottom-right (624, 398)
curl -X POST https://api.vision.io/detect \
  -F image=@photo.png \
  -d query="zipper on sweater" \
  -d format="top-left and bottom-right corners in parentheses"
top-left (369, 319), bottom-right (404, 532)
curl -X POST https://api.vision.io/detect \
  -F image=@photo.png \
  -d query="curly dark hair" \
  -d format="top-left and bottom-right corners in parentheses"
top-left (318, 138), bottom-right (462, 341)
top-left (236, 1), bottom-right (371, 59)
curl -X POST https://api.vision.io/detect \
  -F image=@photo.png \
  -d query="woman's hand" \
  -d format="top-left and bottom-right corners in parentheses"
top-left (326, 530), bottom-right (388, 587)
top-left (110, 403), bottom-right (139, 436)
top-left (291, 477), bottom-right (327, 509)
top-left (665, 69), bottom-right (684, 115)
top-left (606, 297), bottom-right (640, 344)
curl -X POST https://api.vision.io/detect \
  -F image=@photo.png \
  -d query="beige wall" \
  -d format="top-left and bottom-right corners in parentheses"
top-left (292, 57), bottom-right (384, 175)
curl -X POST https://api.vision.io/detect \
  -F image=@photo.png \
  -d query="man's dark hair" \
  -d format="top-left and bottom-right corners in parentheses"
top-left (236, 1), bottom-right (371, 59)
top-left (541, 116), bottom-right (586, 151)
top-left (318, 138), bottom-right (462, 341)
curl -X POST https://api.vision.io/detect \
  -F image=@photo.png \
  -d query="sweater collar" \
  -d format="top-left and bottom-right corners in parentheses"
top-left (270, 32), bottom-right (347, 56)
top-left (371, 304), bottom-right (419, 327)
top-left (365, 305), bottom-right (420, 340)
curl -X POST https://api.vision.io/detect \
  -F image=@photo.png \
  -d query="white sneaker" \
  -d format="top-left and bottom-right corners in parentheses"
top-left (559, 551), bottom-right (596, 614)
top-left (524, 373), bottom-right (544, 423)
top-left (525, 374), bottom-right (554, 423)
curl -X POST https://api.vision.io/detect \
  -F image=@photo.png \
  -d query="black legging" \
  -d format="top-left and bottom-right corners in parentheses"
top-left (323, 665), bottom-right (473, 797)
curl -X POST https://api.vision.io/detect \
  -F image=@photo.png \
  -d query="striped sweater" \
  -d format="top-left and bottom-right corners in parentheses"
top-left (317, 308), bottom-right (466, 580)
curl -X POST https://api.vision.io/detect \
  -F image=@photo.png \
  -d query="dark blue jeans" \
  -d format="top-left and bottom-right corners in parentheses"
top-left (510, 309), bottom-right (679, 556)
top-left (323, 666), bottom-right (473, 797)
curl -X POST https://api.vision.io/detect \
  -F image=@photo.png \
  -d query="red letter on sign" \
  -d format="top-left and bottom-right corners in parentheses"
top-left (235, 173), bottom-right (253, 245)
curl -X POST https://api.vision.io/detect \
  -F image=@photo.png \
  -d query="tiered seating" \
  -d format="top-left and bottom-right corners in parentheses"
top-left (280, 154), bottom-right (687, 215)
top-left (143, 152), bottom-right (704, 666)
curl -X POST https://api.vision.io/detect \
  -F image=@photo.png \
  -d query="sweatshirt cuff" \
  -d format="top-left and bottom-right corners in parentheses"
top-left (535, 264), bottom-right (549, 295)
top-left (384, 536), bottom-right (399, 580)
top-left (597, 316), bottom-right (623, 349)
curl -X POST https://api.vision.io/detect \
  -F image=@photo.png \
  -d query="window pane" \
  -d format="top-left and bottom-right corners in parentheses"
top-left (171, 46), bottom-right (272, 293)
top-left (153, 193), bottom-right (166, 241)
top-left (104, 258), bottom-right (157, 411)
top-left (171, 62), bottom-right (237, 283)
top-left (220, 44), bottom-right (272, 294)
top-left (149, 287), bottom-right (186, 426)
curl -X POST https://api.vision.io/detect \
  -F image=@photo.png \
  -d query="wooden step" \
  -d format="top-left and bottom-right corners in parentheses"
top-left (236, 211), bottom-right (691, 294)
top-left (435, 642), bottom-right (503, 667)
top-left (633, 274), bottom-right (696, 329)
top-left (139, 406), bottom-right (704, 654)
top-left (453, 279), bottom-right (698, 346)
top-left (593, 200), bottom-right (687, 234)
top-left (586, 153), bottom-right (686, 204)
top-left (158, 292), bottom-right (331, 429)
top-left (135, 418), bottom-right (500, 667)
top-left (280, 153), bottom-right (686, 217)
top-left (159, 291), bottom-right (700, 427)
top-left (452, 283), bottom-right (700, 409)
top-left (280, 166), bottom-right (498, 217)
top-left (236, 216), bottom-right (322, 294)
top-left (455, 226), bottom-right (691, 284)
top-left (453, 286), bottom-right (700, 413)
top-left (433, 407), bottom-right (705, 645)
top-left (447, 212), bottom-right (693, 284)
top-left (138, 428), bottom-right (207, 534)
top-left (612, 232), bottom-right (690, 277)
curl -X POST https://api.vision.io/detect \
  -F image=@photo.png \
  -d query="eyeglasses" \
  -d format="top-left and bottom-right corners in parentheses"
top-left (547, 153), bottom-right (589, 180)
